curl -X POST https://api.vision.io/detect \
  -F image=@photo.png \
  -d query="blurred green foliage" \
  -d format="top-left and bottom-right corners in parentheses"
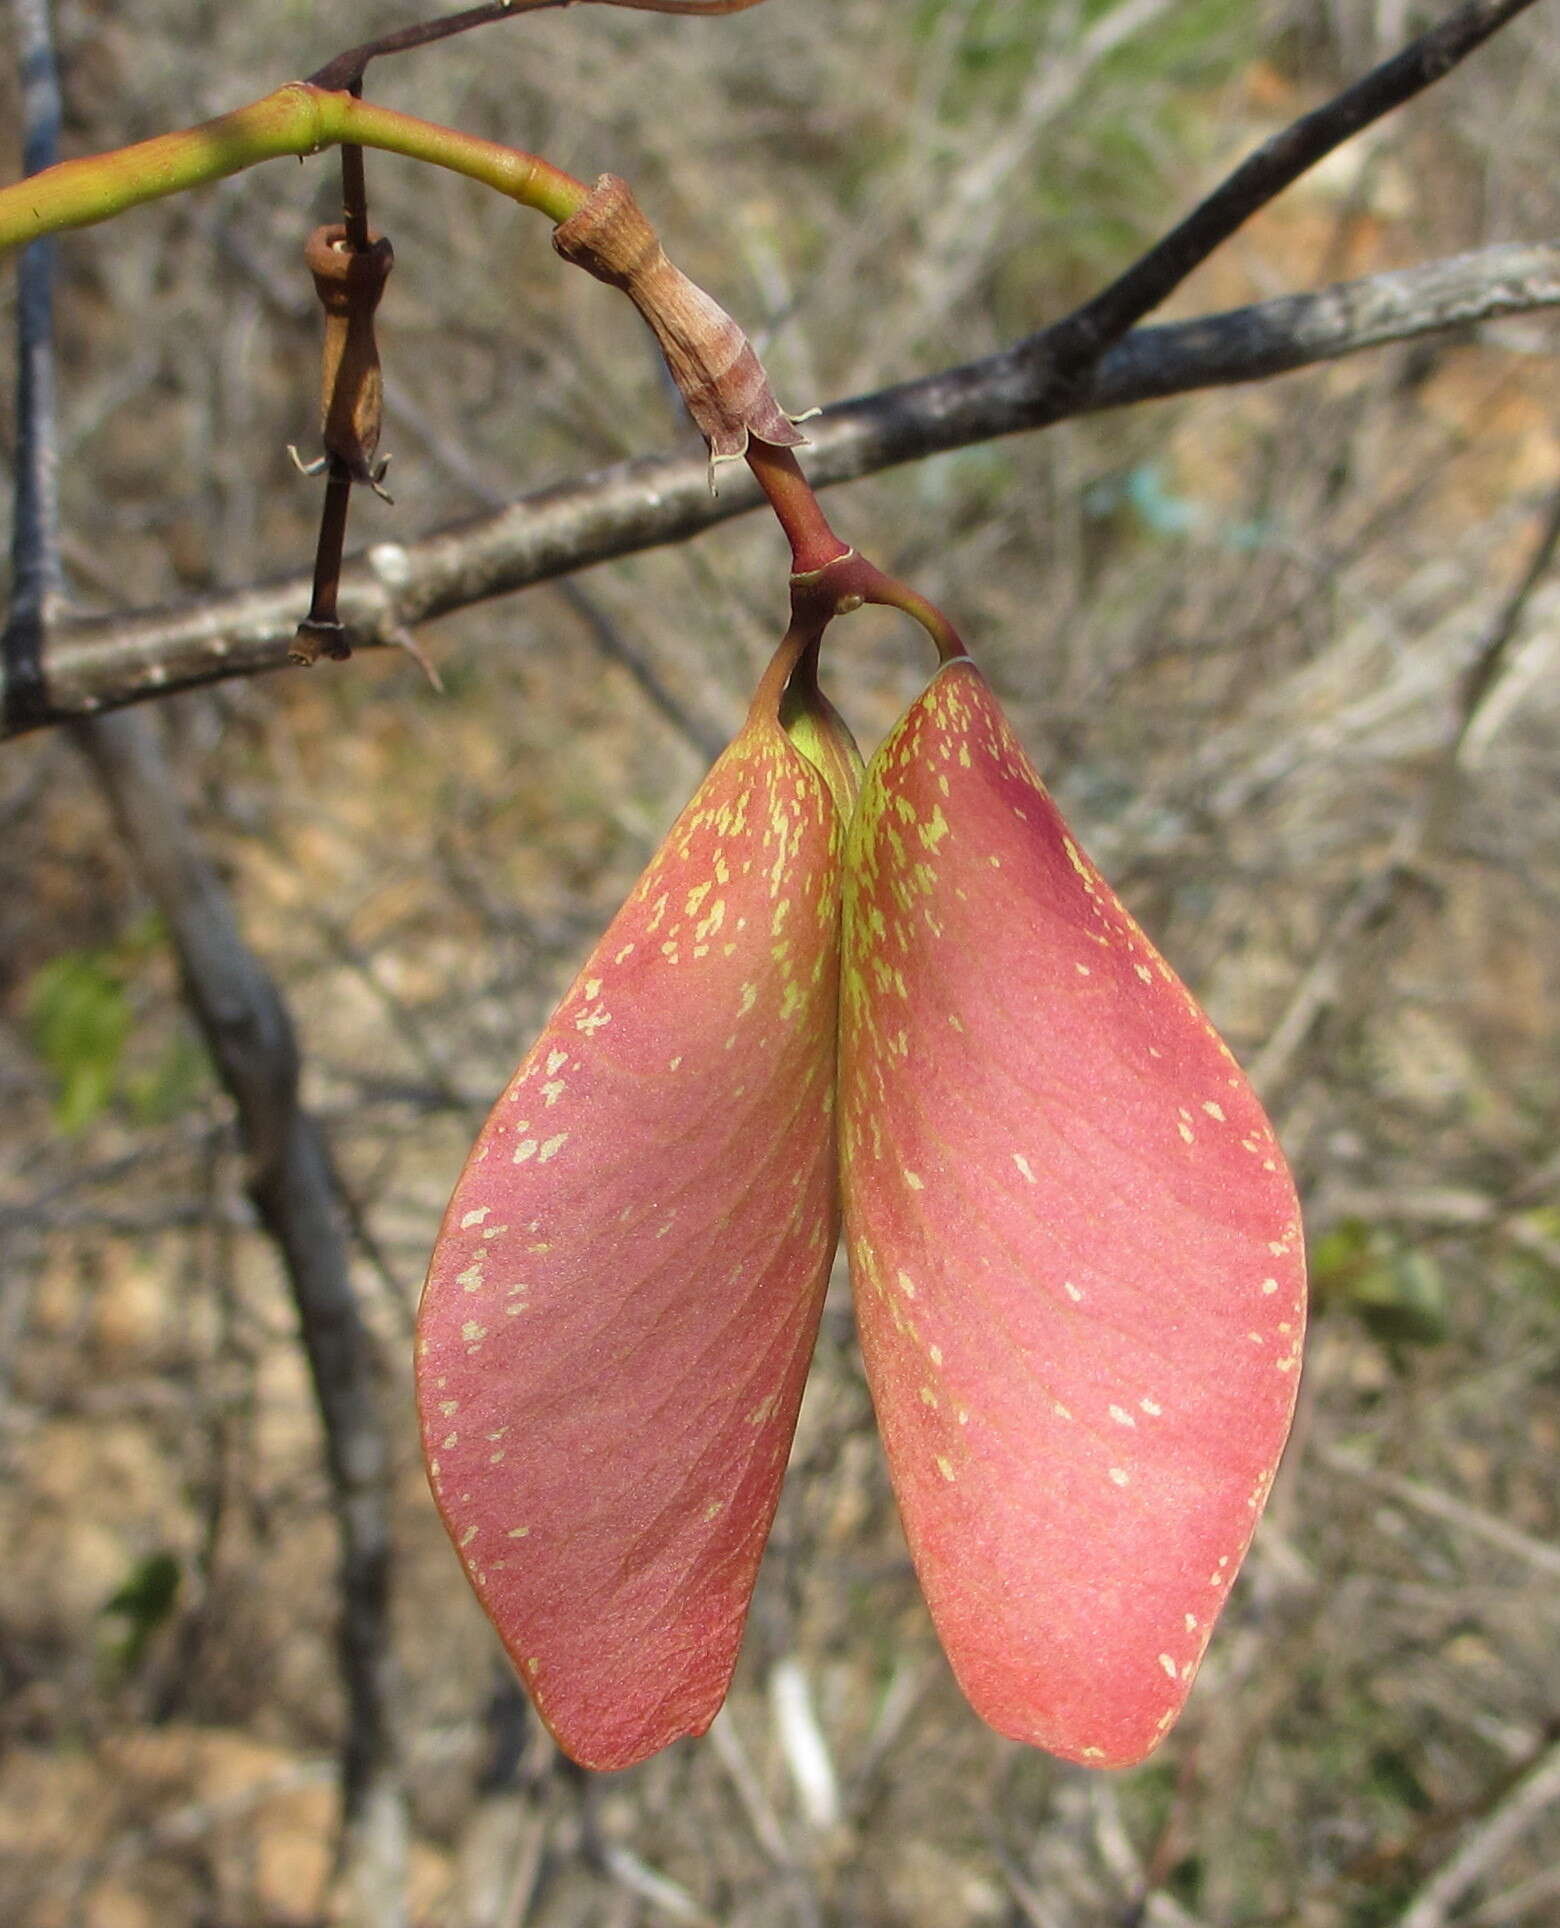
top-left (99, 1550), bottom-right (183, 1682)
top-left (910, 0), bottom-right (1253, 104)
top-left (1312, 1219), bottom-right (1450, 1351)
top-left (24, 914), bottom-right (206, 1134)
top-left (26, 946), bottom-right (136, 1134)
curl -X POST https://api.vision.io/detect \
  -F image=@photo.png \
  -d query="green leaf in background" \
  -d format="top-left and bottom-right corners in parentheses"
top-left (1367, 1744), bottom-right (1434, 1815)
top-left (24, 914), bottom-right (206, 1134)
top-left (99, 1550), bottom-right (182, 1680)
top-left (1312, 1219), bottom-right (1450, 1350)
top-left (125, 1029), bottom-right (209, 1126)
top-left (25, 948), bottom-right (136, 1134)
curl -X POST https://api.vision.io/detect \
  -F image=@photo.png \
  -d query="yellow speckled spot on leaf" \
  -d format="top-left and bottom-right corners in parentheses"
top-left (918, 806), bottom-right (950, 851)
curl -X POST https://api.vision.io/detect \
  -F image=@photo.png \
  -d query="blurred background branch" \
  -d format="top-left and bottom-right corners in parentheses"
top-left (7, 238), bottom-right (1560, 732)
top-left (4, 4), bottom-right (406, 1921)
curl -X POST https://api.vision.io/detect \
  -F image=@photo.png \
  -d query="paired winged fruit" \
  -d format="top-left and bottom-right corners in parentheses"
top-left (420, 635), bottom-right (1305, 1773)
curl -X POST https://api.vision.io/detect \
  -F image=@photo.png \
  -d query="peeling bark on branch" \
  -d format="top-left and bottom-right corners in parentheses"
top-left (7, 239), bottom-right (1558, 736)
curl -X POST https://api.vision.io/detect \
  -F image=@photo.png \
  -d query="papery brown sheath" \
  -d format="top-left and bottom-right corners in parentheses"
top-left (305, 222), bottom-right (394, 490)
top-left (553, 174), bottom-right (810, 471)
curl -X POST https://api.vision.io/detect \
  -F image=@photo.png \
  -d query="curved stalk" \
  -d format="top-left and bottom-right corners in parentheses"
top-left (0, 84), bottom-right (587, 254)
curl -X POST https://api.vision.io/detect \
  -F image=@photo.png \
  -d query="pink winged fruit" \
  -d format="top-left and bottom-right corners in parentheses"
top-left (417, 630), bottom-right (858, 1771)
top-left (840, 654), bottom-right (1306, 1769)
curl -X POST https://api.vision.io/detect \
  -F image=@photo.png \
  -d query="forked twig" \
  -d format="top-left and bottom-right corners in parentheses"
top-left (308, 0), bottom-right (770, 94)
top-left (2, 0), bottom-right (1553, 725)
top-left (1044, 0), bottom-right (1548, 376)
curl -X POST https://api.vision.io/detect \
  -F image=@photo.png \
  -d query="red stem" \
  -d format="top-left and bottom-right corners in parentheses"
top-left (746, 436), bottom-right (968, 667)
top-left (744, 442), bottom-right (850, 577)
top-left (856, 562), bottom-right (969, 664)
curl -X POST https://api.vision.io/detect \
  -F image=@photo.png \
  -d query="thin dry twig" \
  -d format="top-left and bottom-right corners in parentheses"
top-left (7, 237), bottom-right (1558, 733)
top-left (1315, 1443), bottom-right (1560, 1583)
top-left (1250, 468), bottom-right (1560, 1099)
top-left (596, 1843), bottom-right (715, 1925)
top-left (1468, 1863), bottom-right (1560, 1926)
top-left (4, 0), bottom-right (64, 692)
top-left (1447, 476), bottom-right (1560, 766)
top-left (708, 1707), bottom-right (793, 1862)
top-left (769, 1657), bottom-right (842, 1834)
top-left (877, 0), bottom-right (1180, 381)
top-left (377, 354), bottom-right (730, 759)
top-left (307, 0), bottom-right (770, 93)
top-left (1045, 0), bottom-right (1550, 376)
top-left (1393, 1734), bottom-right (1560, 1928)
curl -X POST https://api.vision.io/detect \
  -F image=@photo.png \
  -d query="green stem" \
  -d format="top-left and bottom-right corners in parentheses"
top-left (858, 566), bottom-right (969, 664)
top-left (0, 83), bottom-right (587, 255)
top-left (329, 92), bottom-right (586, 221)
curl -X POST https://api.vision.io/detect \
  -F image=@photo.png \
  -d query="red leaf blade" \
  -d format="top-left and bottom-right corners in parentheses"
top-left (419, 649), bottom-right (844, 1770)
top-left (840, 661), bottom-right (1306, 1767)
